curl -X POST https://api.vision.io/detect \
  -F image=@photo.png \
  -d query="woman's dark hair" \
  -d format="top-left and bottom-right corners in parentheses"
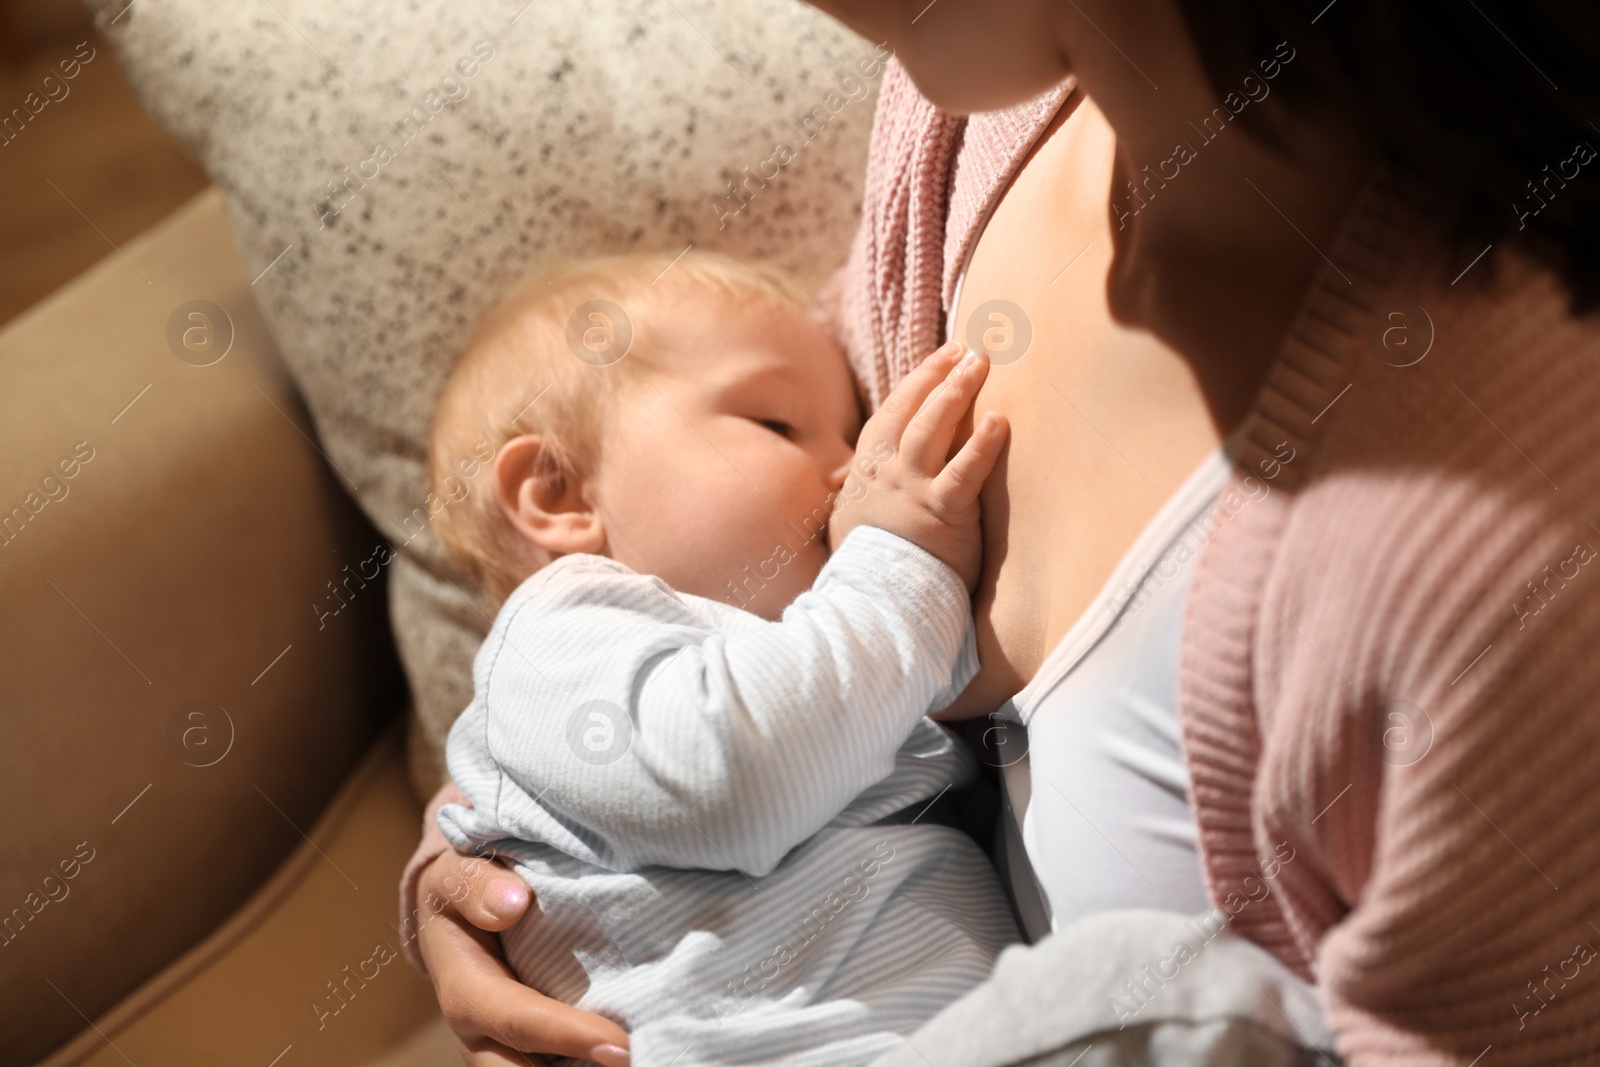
top-left (1177, 0), bottom-right (1600, 312)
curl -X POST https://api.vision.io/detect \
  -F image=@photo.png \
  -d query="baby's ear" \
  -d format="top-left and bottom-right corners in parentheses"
top-left (494, 435), bottom-right (605, 556)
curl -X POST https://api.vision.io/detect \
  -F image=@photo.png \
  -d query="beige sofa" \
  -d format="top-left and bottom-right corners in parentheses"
top-left (3, 188), bottom-right (457, 1067)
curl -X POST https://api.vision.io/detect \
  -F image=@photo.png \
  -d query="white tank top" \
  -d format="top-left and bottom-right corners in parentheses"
top-left (989, 446), bottom-right (1231, 939)
top-left (947, 275), bottom-right (1232, 941)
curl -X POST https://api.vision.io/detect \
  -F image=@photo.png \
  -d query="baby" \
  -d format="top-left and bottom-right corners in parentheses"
top-left (427, 250), bottom-right (1018, 1067)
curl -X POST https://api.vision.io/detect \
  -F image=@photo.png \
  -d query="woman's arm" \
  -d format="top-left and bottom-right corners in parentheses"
top-left (1310, 556), bottom-right (1600, 1062)
top-left (398, 781), bottom-right (631, 1067)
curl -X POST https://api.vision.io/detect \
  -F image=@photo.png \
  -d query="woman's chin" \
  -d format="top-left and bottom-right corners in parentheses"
top-left (898, 61), bottom-right (1068, 117)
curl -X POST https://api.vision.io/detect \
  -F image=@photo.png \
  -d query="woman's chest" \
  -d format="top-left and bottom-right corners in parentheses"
top-left (939, 99), bottom-right (1227, 717)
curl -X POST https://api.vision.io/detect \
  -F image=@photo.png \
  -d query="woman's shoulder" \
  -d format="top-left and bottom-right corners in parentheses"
top-left (1188, 174), bottom-right (1600, 726)
top-left (1259, 232), bottom-right (1600, 686)
top-left (1233, 163), bottom-right (1600, 593)
top-left (1309, 236), bottom-right (1600, 552)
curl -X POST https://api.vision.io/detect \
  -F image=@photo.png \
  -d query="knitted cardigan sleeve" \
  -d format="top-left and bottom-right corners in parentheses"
top-left (1318, 553), bottom-right (1600, 1064)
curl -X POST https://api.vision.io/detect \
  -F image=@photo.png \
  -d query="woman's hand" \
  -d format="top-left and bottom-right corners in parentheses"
top-left (415, 848), bottom-right (631, 1067)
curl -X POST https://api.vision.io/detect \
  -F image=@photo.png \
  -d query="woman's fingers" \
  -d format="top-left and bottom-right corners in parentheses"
top-left (421, 849), bottom-right (530, 933)
top-left (931, 411), bottom-right (1009, 513)
top-left (425, 914), bottom-right (631, 1064)
top-left (417, 852), bottom-right (630, 1066)
top-left (435, 950), bottom-right (630, 1065)
top-left (868, 340), bottom-right (965, 445)
top-left (458, 1036), bottom-right (550, 1067)
top-left (901, 348), bottom-right (990, 474)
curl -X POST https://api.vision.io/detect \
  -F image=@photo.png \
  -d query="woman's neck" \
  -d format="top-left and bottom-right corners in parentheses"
top-left (1107, 109), bottom-right (1375, 426)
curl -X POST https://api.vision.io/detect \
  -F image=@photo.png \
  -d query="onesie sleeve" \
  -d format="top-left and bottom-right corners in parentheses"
top-left (437, 525), bottom-right (977, 877)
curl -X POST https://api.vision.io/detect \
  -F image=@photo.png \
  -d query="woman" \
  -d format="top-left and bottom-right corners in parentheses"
top-left (400, 1), bottom-right (1600, 1063)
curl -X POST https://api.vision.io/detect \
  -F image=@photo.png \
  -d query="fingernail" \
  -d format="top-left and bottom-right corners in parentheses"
top-left (486, 881), bottom-right (527, 920)
top-left (588, 1043), bottom-right (630, 1067)
top-left (957, 348), bottom-right (979, 372)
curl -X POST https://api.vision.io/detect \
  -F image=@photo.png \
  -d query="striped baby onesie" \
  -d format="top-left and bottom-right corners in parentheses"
top-left (437, 525), bottom-right (1021, 1067)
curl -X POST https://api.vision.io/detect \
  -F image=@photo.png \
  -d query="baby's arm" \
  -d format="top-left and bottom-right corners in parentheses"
top-left (440, 342), bottom-right (1007, 876)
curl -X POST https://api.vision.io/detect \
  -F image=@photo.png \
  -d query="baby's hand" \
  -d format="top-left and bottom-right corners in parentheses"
top-left (829, 341), bottom-right (1009, 593)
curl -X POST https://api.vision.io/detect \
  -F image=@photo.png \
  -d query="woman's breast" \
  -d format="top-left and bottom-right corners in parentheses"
top-left (936, 97), bottom-right (1226, 720)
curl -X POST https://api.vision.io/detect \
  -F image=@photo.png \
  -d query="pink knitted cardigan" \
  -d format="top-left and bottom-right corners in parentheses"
top-left (401, 60), bottom-right (1600, 1065)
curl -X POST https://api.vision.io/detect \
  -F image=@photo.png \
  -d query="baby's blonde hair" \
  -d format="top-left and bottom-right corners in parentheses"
top-left (428, 250), bottom-right (817, 615)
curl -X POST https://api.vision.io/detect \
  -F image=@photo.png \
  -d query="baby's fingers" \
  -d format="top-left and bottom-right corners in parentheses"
top-left (869, 341), bottom-right (965, 445)
top-left (931, 411), bottom-right (1009, 512)
top-left (902, 348), bottom-right (990, 474)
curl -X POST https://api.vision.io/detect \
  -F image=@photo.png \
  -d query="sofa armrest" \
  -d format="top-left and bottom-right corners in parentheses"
top-left (0, 188), bottom-right (406, 1066)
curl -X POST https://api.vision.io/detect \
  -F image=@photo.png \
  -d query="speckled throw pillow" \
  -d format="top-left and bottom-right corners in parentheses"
top-left (92, 0), bottom-right (881, 797)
